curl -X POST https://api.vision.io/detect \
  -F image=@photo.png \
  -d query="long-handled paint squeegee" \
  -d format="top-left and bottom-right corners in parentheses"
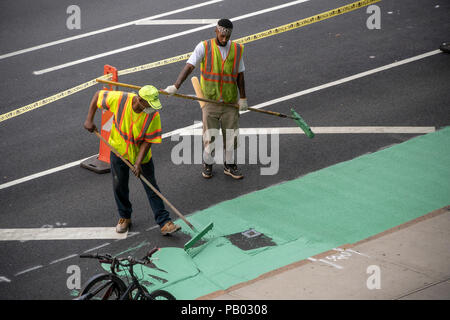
top-left (190, 76), bottom-right (314, 138)
top-left (92, 129), bottom-right (213, 251)
top-left (96, 78), bottom-right (315, 138)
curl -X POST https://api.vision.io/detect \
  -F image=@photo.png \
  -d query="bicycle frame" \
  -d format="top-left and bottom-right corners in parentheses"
top-left (78, 248), bottom-right (172, 300)
top-left (117, 263), bottom-right (150, 300)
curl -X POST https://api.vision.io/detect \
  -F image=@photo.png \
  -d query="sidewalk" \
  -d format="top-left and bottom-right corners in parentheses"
top-left (201, 206), bottom-right (450, 300)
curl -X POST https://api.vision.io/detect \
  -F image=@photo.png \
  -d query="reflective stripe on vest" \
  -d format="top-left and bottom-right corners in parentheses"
top-left (200, 39), bottom-right (243, 103)
top-left (97, 90), bottom-right (161, 164)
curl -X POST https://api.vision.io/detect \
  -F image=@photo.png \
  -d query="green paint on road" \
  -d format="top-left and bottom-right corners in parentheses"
top-left (106, 127), bottom-right (450, 299)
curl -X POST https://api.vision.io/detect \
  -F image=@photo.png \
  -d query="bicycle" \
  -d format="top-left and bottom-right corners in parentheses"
top-left (76, 247), bottom-right (176, 300)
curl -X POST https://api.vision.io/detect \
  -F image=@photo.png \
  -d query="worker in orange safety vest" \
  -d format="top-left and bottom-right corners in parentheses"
top-left (165, 18), bottom-right (248, 180)
top-left (84, 85), bottom-right (181, 235)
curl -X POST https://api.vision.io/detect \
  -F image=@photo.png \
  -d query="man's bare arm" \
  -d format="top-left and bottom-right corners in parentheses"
top-left (174, 63), bottom-right (195, 89)
top-left (133, 141), bottom-right (151, 177)
top-left (84, 91), bottom-right (100, 132)
top-left (237, 72), bottom-right (246, 99)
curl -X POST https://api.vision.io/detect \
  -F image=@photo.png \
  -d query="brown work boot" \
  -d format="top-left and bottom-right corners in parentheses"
top-left (224, 163), bottom-right (243, 179)
top-left (116, 218), bottom-right (131, 233)
top-left (160, 221), bottom-right (181, 235)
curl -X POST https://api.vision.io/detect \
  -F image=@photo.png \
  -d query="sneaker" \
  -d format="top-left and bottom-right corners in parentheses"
top-left (202, 163), bottom-right (213, 179)
top-left (116, 218), bottom-right (131, 233)
top-left (224, 163), bottom-right (243, 179)
top-left (160, 221), bottom-right (181, 235)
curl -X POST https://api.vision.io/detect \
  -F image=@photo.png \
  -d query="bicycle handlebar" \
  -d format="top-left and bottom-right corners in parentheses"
top-left (79, 247), bottom-right (160, 266)
top-left (79, 253), bottom-right (113, 262)
top-left (147, 247), bottom-right (159, 258)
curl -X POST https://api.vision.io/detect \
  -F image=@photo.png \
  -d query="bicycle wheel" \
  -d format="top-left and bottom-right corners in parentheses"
top-left (148, 289), bottom-right (176, 300)
top-left (79, 274), bottom-right (127, 300)
top-left (128, 283), bottom-right (151, 300)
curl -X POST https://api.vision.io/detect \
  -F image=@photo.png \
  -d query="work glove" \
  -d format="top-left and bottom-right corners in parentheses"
top-left (164, 85), bottom-right (178, 96)
top-left (238, 98), bottom-right (248, 111)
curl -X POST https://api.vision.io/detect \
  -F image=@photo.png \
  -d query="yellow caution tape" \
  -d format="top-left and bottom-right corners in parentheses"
top-left (0, 0), bottom-right (380, 123)
top-left (235, 0), bottom-right (381, 45)
top-left (119, 53), bottom-right (192, 76)
top-left (0, 74), bottom-right (110, 123)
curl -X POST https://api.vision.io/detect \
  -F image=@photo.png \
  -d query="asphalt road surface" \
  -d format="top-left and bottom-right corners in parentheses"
top-left (0, 0), bottom-right (449, 300)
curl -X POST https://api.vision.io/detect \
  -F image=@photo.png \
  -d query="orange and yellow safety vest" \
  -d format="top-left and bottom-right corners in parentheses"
top-left (97, 90), bottom-right (162, 164)
top-left (200, 39), bottom-right (244, 103)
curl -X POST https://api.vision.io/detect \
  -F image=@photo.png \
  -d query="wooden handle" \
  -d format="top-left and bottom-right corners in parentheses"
top-left (96, 79), bottom-right (142, 91)
top-left (96, 78), bottom-right (234, 107)
top-left (93, 130), bottom-right (195, 231)
top-left (190, 76), bottom-right (206, 108)
top-left (95, 78), bottom-right (297, 119)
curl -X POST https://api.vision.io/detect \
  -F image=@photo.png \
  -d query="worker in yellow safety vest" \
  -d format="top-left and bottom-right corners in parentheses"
top-left (165, 18), bottom-right (248, 180)
top-left (84, 85), bottom-right (181, 235)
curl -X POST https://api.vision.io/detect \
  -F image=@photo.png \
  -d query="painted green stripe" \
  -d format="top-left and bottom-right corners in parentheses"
top-left (108, 127), bottom-right (450, 299)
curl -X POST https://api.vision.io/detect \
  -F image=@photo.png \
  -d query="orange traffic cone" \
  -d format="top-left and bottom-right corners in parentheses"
top-left (81, 65), bottom-right (118, 173)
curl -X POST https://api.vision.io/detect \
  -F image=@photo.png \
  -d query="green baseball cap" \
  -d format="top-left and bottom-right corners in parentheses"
top-left (139, 85), bottom-right (162, 112)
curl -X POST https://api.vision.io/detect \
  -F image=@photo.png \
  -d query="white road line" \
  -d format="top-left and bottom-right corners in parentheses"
top-left (179, 126), bottom-right (436, 135)
top-left (136, 19), bottom-right (220, 25)
top-left (14, 265), bottom-right (43, 276)
top-left (33, 25), bottom-right (213, 75)
top-left (0, 0), bottom-right (223, 60)
top-left (0, 123), bottom-right (203, 190)
top-left (145, 225), bottom-right (160, 231)
top-left (126, 232), bottom-right (140, 238)
top-left (32, 0), bottom-right (310, 75)
top-left (229, 0), bottom-right (309, 23)
top-left (239, 50), bottom-right (443, 114)
top-left (0, 50), bottom-right (440, 191)
top-left (0, 227), bottom-right (128, 241)
top-left (83, 243), bottom-right (111, 253)
top-left (49, 254), bottom-right (78, 265)
top-left (0, 156), bottom-right (92, 190)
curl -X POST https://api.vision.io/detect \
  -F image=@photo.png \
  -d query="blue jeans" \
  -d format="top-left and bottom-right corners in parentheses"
top-left (110, 151), bottom-right (171, 227)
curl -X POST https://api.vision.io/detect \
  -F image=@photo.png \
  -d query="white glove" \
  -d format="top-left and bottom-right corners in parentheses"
top-left (238, 98), bottom-right (248, 111)
top-left (164, 85), bottom-right (178, 95)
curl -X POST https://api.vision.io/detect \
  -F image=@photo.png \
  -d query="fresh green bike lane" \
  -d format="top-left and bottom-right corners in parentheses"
top-left (110, 127), bottom-right (450, 299)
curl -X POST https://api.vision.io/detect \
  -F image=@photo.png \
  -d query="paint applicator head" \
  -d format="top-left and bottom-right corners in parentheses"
top-left (184, 222), bottom-right (214, 251)
top-left (291, 108), bottom-right (315, 138)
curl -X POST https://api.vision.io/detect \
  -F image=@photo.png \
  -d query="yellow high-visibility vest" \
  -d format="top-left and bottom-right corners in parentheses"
top-left (96, 90), bottom-right (162, 164)
top-left (200, 39), bottom-right (244, 103)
